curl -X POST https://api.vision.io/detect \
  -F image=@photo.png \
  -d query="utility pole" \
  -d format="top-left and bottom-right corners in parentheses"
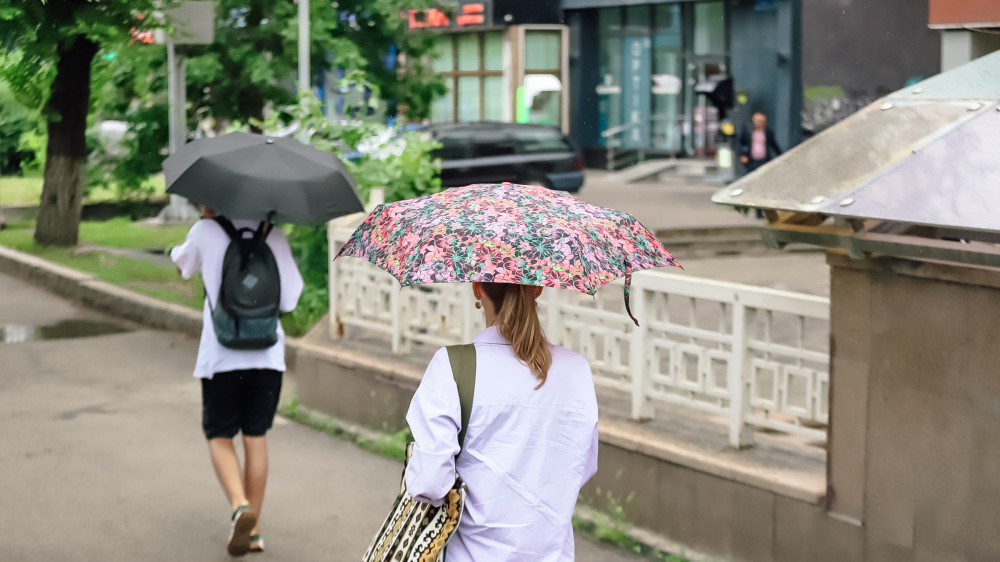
top-left (159, 2), bottom-right (215, 222)
top-left (298, 0), bottom-right (310, 142)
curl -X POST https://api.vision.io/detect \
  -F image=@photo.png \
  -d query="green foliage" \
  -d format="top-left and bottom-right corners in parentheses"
top-left (804, 85), bottom-right (847, 103)
top-left (184, 0), bottom-right (444, 128)
top-left (184, 0), bottom-right (299, 130)
top-left (88, 41), bottom-right (170, 198)
top-left (259, 88), bottom-right (442, 337)
top-left (0, 64), bottom-right (43, 175)
top-left (280, 222), bottom-right (331, 337)
top-left (16, 129), bottom-right (46, 175)
top-left (266, 89), bottom-right (442, 203)
top-left (348, 131), bottom-right (442, 202)
top-left (0, 1), bottom-right (172, 113)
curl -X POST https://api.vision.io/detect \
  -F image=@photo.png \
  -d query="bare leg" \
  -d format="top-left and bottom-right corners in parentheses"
top-left (243, 435), bottom-right (269, 534)
top-left (208, 438), bottom-right (249, 511)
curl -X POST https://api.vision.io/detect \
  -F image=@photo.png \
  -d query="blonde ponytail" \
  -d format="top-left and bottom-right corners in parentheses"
top-left (481, 283), bottom-right (552, 388)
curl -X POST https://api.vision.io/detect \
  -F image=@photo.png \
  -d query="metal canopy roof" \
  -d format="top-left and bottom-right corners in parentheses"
top-left (712, 50), bottom-right (1000, 267)
top-left (712, 49), bottom-right (1000, 234)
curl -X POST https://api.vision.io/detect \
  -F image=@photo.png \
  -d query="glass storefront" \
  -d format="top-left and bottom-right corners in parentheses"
top-left (595, 1), bottom-right (728, 156)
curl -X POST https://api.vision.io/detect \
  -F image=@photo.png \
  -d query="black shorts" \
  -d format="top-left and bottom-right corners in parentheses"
top-left (201, 369), bottom-right (283, 440)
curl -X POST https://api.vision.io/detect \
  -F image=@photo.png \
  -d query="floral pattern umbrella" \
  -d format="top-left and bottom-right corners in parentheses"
top-left (335, 183), bottom-right (680, 325)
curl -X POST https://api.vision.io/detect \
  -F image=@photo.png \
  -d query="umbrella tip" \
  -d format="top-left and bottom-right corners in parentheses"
top-left (266, 138), bottom-right (275, 144)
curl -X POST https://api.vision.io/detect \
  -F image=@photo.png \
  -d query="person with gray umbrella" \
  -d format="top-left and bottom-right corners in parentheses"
top-left (164, 132), bottom-right (364, 556)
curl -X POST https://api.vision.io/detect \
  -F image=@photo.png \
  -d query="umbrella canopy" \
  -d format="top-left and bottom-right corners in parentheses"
top-left (163, 132), bottom-right (364, 225)
top-left (335, 183), bottom-right (679, 325)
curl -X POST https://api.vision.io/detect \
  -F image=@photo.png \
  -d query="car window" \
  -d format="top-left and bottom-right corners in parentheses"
top-left (472, 133), bottom-right (518, 158)
top-left (509, 128), bottom-right (573, 154)
top-left (433, 134), bottom-right (475, 160)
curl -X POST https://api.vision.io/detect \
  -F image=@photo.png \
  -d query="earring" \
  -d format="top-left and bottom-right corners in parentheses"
top-left (475, 301), bottom-right (483, 310)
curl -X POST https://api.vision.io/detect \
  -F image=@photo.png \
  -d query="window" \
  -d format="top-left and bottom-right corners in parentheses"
top-left (523, 31), bottom-right (563, 127)
top-left (431, 32), bottom-right (505, 123)
top-left (510, 128), bottom-right (573, 154)
top-left (694, 2), bottom-right (726, 56)
top-left (434, 134), bottom-right (474, 160)
top-left (473, 132), bottom-right (517, 158)
top-left (525, 31), bottom-right (560, 71)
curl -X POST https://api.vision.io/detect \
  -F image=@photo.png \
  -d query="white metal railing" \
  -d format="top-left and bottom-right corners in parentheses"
top-left (328, 216), bottom-right (830, 448)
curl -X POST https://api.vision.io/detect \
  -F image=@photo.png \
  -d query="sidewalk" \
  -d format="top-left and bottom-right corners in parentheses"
top-left (0, 271), bottom-right (646, 562)
top-left (578, 170), bottom-right (759, 232)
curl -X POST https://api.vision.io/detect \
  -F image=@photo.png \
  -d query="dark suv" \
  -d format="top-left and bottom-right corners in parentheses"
top-left (420, 122), bottom-right (585, 192)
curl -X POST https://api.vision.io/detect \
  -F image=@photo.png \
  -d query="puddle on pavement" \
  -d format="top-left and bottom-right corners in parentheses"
top-left (0, 319), bottom-right (131, 344)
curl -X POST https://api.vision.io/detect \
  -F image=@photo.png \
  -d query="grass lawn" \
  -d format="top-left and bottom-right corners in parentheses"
top-left (1, 175), bottom-right (167, 207)
top-left (0, 222), bottom-right (202, 311)
top-left (0, 176), bottom-right (44, 206)
top-left (0, 219), bottom-right (321, 337)
top-left (80, 218), bottom-right (190, 251)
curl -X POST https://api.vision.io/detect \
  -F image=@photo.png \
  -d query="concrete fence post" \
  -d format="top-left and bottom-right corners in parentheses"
top-left (629, 287), bottom-right (654, 420)
top-left (390, 288), bottom-right (404, 354)
top-left (728, 300), bottom-right (756, 448)
top-left (327, 221), bottom-right (342, 340)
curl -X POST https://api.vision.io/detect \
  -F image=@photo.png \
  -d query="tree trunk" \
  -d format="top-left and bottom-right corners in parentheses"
top-left (35, 34), bottom-right (98, 247)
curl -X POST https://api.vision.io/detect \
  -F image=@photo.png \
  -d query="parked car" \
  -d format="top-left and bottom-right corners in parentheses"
top-left (419, 122), bottom-right (586, 192)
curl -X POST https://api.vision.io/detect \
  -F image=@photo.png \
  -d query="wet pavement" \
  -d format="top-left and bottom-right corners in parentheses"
top-left (0, 318), bottom-right (131, 344)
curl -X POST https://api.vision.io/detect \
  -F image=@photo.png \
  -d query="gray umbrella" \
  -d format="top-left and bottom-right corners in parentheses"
top-left (163, 132), bottom-right (364, 225)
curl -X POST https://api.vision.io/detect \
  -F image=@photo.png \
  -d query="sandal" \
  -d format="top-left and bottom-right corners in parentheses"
top-left (249, 534), bottom-right (265, 553)
top-left (227, 505), bottom-right (257, 557)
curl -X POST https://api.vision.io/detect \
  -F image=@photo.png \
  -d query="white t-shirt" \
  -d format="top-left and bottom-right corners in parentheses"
top-left (170, 219), bottom-right (304, 379)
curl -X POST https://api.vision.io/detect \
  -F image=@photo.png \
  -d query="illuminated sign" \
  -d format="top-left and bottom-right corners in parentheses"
top-left (408, 1), bottom-right (492, 30)
top-left (456, 3), bottom-right (485, 26)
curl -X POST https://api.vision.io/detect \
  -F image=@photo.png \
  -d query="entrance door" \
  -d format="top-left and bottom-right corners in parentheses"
top-left (685, 57), bottom-right (726, 157)
top-left (621, 36), bottom-right (651, 149)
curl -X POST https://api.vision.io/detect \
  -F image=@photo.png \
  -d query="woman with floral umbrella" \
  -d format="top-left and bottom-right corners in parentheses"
top-left (339, 183), bottom-right (677, 561)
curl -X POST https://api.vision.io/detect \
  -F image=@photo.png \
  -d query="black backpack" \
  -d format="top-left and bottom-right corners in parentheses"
top-left (209, 216), bottom-right (281, 350)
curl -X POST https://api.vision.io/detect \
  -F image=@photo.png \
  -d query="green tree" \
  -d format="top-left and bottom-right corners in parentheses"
top-left (88, 37), bottom-right (170, 198)
top-left (0, 1), bottom-right (171, 246)
top-left (184, 0), bottom-right (445, 131)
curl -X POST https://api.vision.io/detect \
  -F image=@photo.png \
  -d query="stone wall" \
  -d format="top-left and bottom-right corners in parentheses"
top-left (828, 252), bottom-right (1000, 560)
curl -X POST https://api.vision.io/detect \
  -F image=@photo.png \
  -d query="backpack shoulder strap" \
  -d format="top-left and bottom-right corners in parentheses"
top-left (213, 216), bottom-right (238, 240)
top-left (446, 344), bottom-right (477, 452)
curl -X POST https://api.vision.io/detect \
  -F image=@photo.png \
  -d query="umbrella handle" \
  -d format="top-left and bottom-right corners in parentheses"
top-left (623, 261), bottom-right (639, 327)
top-left (265, 210), bottom-right (276, 235)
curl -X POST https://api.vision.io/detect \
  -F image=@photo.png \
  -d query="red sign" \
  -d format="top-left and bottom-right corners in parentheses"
top-left (456, 3), bottom-right (485, 26)
top-left (408, 8), bottom-right (451, 29)
top-left (407, 2), bottom-right (489, 30)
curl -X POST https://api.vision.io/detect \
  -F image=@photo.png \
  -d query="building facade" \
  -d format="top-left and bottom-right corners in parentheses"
top-left (564, 0), bottom-right (802, 166)
top-left (410, 1), bottom-right (570, 130)
top-left (929, 0), bottom-right (1000, 71)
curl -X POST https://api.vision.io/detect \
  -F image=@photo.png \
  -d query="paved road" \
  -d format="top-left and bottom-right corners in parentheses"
top-left (579, 171), bottom-right (831, 298)
top-left (578, 170), bottom-right (757, 232)
top-left (0, 272), bottom-right (646, 562)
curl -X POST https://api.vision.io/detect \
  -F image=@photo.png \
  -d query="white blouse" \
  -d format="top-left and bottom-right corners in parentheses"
top-left (405, 326), bottom-right (600, 562)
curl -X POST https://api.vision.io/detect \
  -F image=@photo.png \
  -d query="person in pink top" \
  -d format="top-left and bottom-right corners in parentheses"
top-left (738, 110), bottom-right (783, 175)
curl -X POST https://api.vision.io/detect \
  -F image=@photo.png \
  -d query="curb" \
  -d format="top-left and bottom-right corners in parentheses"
top-left (0, 245), bottom-right (203, 337)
